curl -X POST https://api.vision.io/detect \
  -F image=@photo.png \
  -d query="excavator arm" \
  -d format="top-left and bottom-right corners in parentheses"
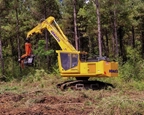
top-left (27, 16), bottom-right (77, 52)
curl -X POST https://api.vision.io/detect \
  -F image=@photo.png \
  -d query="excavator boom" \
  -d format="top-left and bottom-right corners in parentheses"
top-left (27, 16), bottom-right (76, 52)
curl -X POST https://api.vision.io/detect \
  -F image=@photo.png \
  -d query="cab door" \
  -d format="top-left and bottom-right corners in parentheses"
top-left (57, 51), bottom-right (80, 74)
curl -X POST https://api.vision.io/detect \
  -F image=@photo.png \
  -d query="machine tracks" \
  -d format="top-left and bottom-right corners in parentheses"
top-left (57, 80), bottom-right (115, 90)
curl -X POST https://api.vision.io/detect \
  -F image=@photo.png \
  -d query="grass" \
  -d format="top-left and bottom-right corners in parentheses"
top-left (92, 95), bottom-right (144, 115)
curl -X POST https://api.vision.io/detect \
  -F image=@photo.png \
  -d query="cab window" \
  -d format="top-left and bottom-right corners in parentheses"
top-left (71, 54), bottom-right (78, 68)
top-left (60, 53), bottom-right (78, 70)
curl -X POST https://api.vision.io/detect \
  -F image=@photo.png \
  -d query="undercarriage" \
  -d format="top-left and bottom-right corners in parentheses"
top-left (57, 79), bottom-right (114, 90)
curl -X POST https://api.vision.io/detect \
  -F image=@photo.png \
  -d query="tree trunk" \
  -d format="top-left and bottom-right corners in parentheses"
top-left (111, 16), bottom-right (115, 57)
top-left (88, 37), bottom-right (92, 58)
top-left (114, 0), bottom-right (118, 57)
top-left (131, 26), bottom-right (135, 48)
top-left (44, 3), bottom-right (49, 69)
top-left (16, 6), bottom-right (21, 73)
top-left (0, 40), bottom-right (4, 77)
top-left (118, 26), bottom-right (123, 57)
top-left (101, 34), bottom-right (106, 56)
top-left (45, 29), bottom-right (50, 69)
top-left (95, 0), bottom-right (102, 57)
top-left (73, 0), bottom-right (78, 50)
top-left (105, 29), bottom-right (109, 57)
top-left (142, 31), bottom-right (144, 58)
top-left (16, 9), bottom-right (20, 59)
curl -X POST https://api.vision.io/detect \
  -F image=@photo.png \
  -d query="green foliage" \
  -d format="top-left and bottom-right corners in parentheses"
top-left (129, 80), bottom-right (144, 91)
top-left (33, 40), bottom-right (55, 71)
top-left (21, 69), bottom-right (47, 83)
top-left (52, 63), bottom-right (59, 75)
top-left (32, 0), bottom-right (61, 20)
top-left (3, 57), bottom-right (21, 81)
top-left (34, 40), bottom-right (54, 57)
top-left (119, 46), bottom-right (144, 81)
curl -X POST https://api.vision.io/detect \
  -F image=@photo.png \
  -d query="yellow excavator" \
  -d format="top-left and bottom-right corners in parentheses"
top-left (24, 16), bottom-right (118, 90)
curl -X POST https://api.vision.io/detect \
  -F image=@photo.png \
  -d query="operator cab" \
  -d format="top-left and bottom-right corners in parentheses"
top-left (60, 52), bottom-right (78, 70)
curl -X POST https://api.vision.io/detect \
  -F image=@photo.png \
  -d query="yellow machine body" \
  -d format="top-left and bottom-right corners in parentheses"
top-left (27, 16), bottom-right (118, 78)
top-left (56, 51), bottom-right (118, 78)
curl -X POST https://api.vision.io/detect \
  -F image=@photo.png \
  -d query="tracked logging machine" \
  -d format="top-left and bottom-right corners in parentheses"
top-left (23, 16), bottom-right (118, 90)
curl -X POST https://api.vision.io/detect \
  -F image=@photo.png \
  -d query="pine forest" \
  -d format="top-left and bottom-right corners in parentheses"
top-left (0, 0), bottom-right (144, 114)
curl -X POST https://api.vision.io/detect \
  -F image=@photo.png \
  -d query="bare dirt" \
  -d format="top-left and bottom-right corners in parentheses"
top-left (0, 89), bottom-right (144, 115)
top-left (0, 91), bottom-right (93, 115)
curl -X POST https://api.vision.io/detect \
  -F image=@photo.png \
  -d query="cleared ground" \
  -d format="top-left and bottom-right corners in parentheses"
top-left (0, 75), bottom-right (144, 115)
